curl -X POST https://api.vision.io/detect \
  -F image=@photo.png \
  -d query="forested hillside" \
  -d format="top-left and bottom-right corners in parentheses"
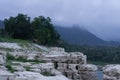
top-left (0, 20), bottom-right (4, 28)
top-left (55, 26), bottom-right (120, 46)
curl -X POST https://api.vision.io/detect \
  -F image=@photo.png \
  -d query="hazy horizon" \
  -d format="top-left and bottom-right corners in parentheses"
top-left (0, 0), bottom-right (120, 41)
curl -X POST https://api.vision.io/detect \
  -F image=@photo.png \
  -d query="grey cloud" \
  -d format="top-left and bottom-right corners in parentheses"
top-left (0, 0), bottom-right (120, 41)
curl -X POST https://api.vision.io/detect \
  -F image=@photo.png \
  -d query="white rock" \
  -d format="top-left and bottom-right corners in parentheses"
top-left (0, 70), bottom-right (15, 80)
top-left (9, 52), bottom-right (27, 58)
top-left (14, 71), bottom-right (69, 80)
top-left (79, 64), bottom-right (98, 71)
top-left (0, 50), bottom-right (7, 56)
top-left (103, 65), bottom-right (120, 80)
top-left (47, 51), bottom-right (68, 57)
top-left (0, 66), bottom-right (7, 70)
top-left (0, 55), bottom-right (5, 65)
top-left (103, 65), bottom-right (120, 74)
top-left (12, 66), bottom-right (25, 71)
top-left (19, 62), bottom-right (32, 67)
top-left (30, 68), bottom-right (41, 73)
top-left (27, 54), bottom-right (37, 60)
top-left (31, 63), bottom-right (54, 71)
top-left (0, 42), bottom-right (22, 49)
top-left (49, 47), bottom-right (65, 52)
top-left (34, 44), bottom-right (49, 52)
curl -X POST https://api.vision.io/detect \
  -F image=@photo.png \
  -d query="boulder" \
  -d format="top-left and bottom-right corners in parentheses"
top-left (103, 65), bottom-right (120, 80)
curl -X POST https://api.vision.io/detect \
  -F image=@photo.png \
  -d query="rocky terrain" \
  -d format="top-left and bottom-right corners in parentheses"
top-left (103, 65), bottom-right (120, 80)
top-left (0, 42), bottom-right (99, 80)
top-left (1, 42), bottom-right (120, 80)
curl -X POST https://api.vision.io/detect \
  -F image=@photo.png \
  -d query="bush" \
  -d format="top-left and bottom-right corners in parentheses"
top-left (5, 64), bottom-right (16, 73)
top-left (6, 53), bottom-right (15, 60)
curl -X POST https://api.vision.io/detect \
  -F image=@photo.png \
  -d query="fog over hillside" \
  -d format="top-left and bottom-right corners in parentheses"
top-left (0, 0), bottom-right (120, 41)
top-left (55, 25), bottom-right (120, 46)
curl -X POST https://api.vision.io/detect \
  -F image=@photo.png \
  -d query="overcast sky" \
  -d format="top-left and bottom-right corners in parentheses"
top-left (0, 0), bottom-right (120, 41)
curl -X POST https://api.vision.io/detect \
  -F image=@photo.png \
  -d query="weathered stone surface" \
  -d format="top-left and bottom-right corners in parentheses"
top-left (0, 42), bottom-right (22, 49)
top-left (0, 55), bottom-right (6, 65)
top-left (103, 65), bottom-right (120, 80)
top-left (31, 63), bottom-right (55, 73)
top-left (79, 64), bottom-right (98, 71)
top-left (0, 66), bottom-right (7, 70)
top-left (0, 50), bottom-right (7, 56)
top-left (12, 65), bottom-right (25, 71)
top-left (26, 54), bottom-right (37, 60)
top-left (44, 48), bottom-right (97, 80)
top-left (0, 70), bottom-right (15, 80)
top-left (9, 52), bottom-right (27, 58)
top-left (14, 71), bottom-right (69, 80)
top-left (49, 47), bottom-right (65, 52)
top-left (0, 45), bottom-right (99, 80)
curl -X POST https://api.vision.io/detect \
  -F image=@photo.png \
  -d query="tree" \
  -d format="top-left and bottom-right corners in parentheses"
top-left (31, 16), bottom-right (60, 45)
top-left (4, 14), bottom-right (60, 46)
top-left (4, 14), bottom-right (32, 40)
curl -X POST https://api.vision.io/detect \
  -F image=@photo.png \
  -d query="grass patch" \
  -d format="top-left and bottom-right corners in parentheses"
top-left (6, 53), bottom-right (16, 60)
top-left (0, 37), bottom-right (31, 43)
top-left (5, 56), bottom-right (16, 73)
top-left (5, 64), bottom-right (16, 73)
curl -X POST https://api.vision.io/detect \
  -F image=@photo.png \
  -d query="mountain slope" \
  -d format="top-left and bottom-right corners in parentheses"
top-left (0, 20), bottom-right (4, 28)
top-left (55, 26), bottom-right (109, 46)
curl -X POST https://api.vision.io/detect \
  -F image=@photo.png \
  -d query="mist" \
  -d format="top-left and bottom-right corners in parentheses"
top-left (0, 0), bottom-right (120, 41)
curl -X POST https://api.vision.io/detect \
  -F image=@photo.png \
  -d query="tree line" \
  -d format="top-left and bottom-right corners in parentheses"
top-left (60, 42), bottom-right (120, 64)
top-left (1, 13), bottom-right (60, 46)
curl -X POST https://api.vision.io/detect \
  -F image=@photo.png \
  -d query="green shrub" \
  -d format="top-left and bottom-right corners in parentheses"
top-left (5, 64), bottom-right (16, 73)
top-left (6, 53), bottom-right (15, 60)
